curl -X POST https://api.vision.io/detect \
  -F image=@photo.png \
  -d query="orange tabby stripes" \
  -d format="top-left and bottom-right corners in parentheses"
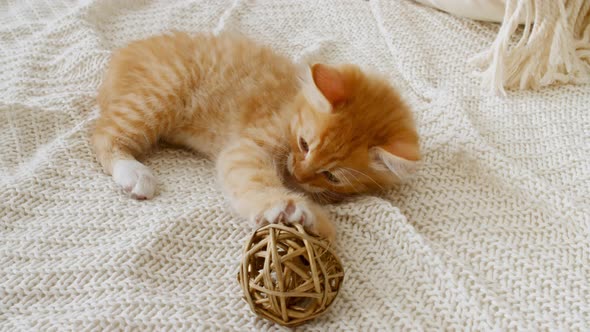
top-left (92, 31), bottom-right (420, 239)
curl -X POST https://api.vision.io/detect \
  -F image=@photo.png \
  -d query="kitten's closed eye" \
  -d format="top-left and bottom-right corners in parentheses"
top-left (322, 171), bottom-right (339, 183)
top-left (299, 137), bottom-right (309, 153)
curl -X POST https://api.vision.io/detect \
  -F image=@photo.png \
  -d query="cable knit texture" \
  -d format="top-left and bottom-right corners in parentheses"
top-left (1, 0), bottom-right (589, 330)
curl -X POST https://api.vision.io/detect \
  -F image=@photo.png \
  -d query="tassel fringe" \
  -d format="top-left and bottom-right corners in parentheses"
top-left (471, 0), bottom-right (590, 96)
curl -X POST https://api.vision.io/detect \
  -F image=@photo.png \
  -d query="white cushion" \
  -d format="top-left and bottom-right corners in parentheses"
top-left (414, 0), bottom-right (505, 22)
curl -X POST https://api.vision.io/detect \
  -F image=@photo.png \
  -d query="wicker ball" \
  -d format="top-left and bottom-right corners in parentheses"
top-left (237, 223), bottom-right (344, 327)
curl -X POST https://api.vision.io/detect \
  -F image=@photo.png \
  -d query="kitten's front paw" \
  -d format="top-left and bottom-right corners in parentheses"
top-left (255, 199), bottom-right (309, 226)
top-left (112, 159), bottom-right (157, 200)
top-left (255, 198), bottom-right (335, 241)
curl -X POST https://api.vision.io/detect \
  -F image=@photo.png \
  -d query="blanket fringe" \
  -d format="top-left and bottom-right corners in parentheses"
top-left (470, 0), bottom-right (590, 96)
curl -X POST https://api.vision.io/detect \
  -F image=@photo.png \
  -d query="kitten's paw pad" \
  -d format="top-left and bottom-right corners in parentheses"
top-left (112, 160), bottom-right (157, 200)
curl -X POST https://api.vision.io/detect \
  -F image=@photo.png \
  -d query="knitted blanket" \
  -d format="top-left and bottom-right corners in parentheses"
top-left (1, 0), bottom-right (589, 330)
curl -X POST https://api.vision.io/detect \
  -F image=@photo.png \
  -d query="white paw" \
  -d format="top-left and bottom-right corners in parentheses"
top-left (255, 198), bottom-right (335, 240)
top-left (256, 199), bottom-right (313, 227)
top-left (112, 159), bottom-right (156, 200)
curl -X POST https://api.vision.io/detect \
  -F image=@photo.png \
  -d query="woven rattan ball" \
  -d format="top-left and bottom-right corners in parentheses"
top-left (237, 223), bottom-right (344, 327)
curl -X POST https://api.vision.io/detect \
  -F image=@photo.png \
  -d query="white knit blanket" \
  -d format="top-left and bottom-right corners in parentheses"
top-left (1, 1), bottom-right (589, 330)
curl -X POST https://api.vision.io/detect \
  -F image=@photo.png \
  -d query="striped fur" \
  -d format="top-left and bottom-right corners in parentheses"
top-left (91, 31), bottom-right (420, 239)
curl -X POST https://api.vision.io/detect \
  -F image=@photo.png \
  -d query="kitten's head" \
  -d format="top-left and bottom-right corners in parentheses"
top-left (287, 63), bottom-right (420, 195)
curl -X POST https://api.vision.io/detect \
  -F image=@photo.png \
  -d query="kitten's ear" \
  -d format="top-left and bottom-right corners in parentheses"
top-left (311, 64), bottom-right (349, 107)
top-left (370, 140), bottom-right (421, 181)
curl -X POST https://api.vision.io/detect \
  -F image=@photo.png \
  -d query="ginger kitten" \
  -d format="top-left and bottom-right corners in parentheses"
top-left (92, 31), bottom-right (420, 240)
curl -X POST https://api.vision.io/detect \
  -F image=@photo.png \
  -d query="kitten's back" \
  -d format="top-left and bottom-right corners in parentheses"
top-left (93, 31), bottom-right (300, 175)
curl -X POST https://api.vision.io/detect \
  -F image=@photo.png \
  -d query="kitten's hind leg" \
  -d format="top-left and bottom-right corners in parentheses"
top-left (111, 159), bottom-right (156, 200)
top-left (91, 102), bottom-right (159, 200)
